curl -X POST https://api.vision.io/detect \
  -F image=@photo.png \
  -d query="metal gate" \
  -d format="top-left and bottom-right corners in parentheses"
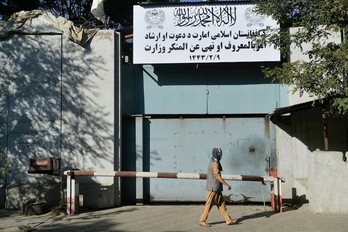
top-left (141, 117), bottom-right (274, 203)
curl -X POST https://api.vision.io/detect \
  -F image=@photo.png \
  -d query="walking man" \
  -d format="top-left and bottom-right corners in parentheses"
top-left (199, 147), bottom-right (236, 227)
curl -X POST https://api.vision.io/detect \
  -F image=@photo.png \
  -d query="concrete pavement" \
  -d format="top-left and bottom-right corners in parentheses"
top-left (1, 203), bottom-right (347, 232)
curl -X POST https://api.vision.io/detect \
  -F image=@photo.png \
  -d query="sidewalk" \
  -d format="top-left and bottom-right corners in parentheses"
top-left (1, 203), bottom-right (347, 232)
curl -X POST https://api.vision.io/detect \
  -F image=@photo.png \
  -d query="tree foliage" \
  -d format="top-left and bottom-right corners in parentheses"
top-left (39, 0), bottom-right (93, 24)
top-left (102, 0), bottom-right (180, 28)
top-left (0, 0), bottom-right (95, 26)
top-left (0, 0), bottom-right (180, 28)
top-left (0, 0), bottom-right (40, 19)
top-left (252, 0), bottom-right (348, 115)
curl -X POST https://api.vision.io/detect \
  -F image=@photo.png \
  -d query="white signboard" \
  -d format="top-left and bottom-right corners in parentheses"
top-left (133, 4), bottom-right (280, 64)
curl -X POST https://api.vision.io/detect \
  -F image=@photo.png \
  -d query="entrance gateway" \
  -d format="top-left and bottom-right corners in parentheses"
top-left (133, 117), bottom-right (274, 203)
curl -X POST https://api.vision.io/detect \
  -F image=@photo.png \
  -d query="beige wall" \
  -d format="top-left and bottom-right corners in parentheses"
top-left (275, 107), bottom-right (348, 214)
top-left (309, 151), bottom-right (348, 214)
top-left (0, 30), bottom-right (118, 209)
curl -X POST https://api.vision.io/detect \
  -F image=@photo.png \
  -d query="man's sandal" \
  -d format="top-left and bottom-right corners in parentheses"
top-left (199, 222), bottom-right (212, 227)
top-left (226, 219), bottom-right (237, 225)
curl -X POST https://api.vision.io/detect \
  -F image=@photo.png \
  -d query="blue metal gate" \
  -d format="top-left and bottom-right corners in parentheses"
top-left (139, 117), bottom-right (274, 203)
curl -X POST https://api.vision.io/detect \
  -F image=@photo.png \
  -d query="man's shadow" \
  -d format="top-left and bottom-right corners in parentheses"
top-left (209, 210), bottom-right (273, 226)
top-left (209, 203), bottom-right (302, 225)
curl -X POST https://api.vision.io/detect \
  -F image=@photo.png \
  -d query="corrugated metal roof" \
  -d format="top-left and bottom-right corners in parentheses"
top-left (269, 99), bottom-right (326, 118)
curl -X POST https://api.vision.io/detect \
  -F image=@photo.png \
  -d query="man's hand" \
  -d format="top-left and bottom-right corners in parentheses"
top-left (216, 175), bottom-right (232, 190)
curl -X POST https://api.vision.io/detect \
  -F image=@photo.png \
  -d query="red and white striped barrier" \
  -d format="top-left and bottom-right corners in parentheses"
top-left (64, 170), bottom-right (284, 214)
top-left (270, 168), bottom-right (283, 213)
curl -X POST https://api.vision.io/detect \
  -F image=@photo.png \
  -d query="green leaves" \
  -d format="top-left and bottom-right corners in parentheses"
top-left (253, 0), bottom-right (348, 115)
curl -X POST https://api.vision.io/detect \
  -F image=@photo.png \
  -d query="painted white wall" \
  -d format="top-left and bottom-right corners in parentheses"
top-left (61, 30), bottom-right (118, 208)
top-left (275, 124), bottom-right (293, 199)
top-left (0, 34), bottom-right (63, 209)
top-left (309, 151), bottom-right (348, 214)
top-left (275, 28), bottom-right (347, 214)
top-left (0, 30), bottom-right (118, 209)
top-left (275, 106), bottom-right (348, 214)
top-left (277, 121), bottom-right (348, 214)
top-left (276, 126), bottom-right (313, 201)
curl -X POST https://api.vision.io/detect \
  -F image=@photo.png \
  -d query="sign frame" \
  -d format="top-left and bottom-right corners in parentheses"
top-left (133, 4), bottom-right (280, 64)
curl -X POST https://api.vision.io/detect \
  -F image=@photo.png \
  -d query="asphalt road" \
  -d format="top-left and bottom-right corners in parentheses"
top-left (1, 203), bottom-right (347, 232)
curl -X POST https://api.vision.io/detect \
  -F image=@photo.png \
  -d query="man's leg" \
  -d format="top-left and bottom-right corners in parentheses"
top-left (199, 191), bottom-right (215, 226)
top-left (216, 192), bottom-right (236, 224)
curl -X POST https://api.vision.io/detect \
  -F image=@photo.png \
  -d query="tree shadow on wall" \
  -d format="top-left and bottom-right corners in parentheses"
top-left (0, 32), bottom-right (114, 209)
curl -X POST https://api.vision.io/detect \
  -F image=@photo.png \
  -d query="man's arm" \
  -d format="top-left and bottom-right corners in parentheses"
top-left (216, 175), bottom-right (231, 190)
top-left (212, 162), bottom-right (231, 190)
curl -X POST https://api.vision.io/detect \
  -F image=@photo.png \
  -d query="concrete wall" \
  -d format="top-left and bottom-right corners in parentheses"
top-left (61, 30), bottom-right (118, 209)
top-left (0, 34), bottom-right (63, 209)
top-left (0, 30), bottom-right (118, 209)
top-left (275, 107), bottom-right (348, 214)
top-left (309, 151), bottom-right (348, 214)
top-left (275, 114), bottom-right (317, 202)
top-left (273, 27), bottom-right (348, 214)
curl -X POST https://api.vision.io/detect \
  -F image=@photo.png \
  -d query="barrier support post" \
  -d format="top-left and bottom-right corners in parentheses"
top-left (277, 177), bottom-right (283, 212)
top-left (66, 171), bottom-right (79, 215)
top-left (270, 174), bottom-right (283, 212)
top-left (270, 168), bottom-right (282, 212)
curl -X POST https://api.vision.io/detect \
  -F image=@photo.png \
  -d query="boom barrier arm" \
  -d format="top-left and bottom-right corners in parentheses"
top-left (64, 170), bottom-right (284, 215)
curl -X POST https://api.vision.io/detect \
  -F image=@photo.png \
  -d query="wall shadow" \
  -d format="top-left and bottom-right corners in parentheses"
top-left (271, 106), bottom-right (348, 153)
top-left (151, 62), bottom-right (278, 86)
top-left (0, 31), bottom-right (114, 209)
